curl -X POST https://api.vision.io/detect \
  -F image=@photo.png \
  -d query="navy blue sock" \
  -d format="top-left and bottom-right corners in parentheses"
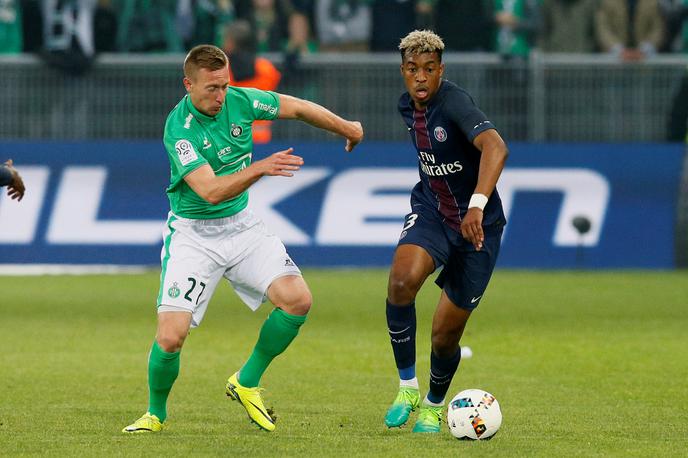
top-left (427, 349), bottom-right (461, 404)
top-left (386, 300), bottom-right (416, 380)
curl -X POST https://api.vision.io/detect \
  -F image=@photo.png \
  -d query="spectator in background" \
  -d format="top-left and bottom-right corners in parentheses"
top-left (659, 0), bottom-right (688, 52)
top-left (0, 0), bottom-right (22, 53)
top-left (0, 159), bottom-right (26, 202)
top-left (434, 0), bottom-right (494, 51)
top-left (494, 0), bottom-right (542, 60)
top-left (41, 0), bottom-right (97, 74)
top-left (223, 19), bottom-right (282, 143)
top-left (116, 0), bottom-right (182, 52)
top-left (315, 0), bottom-right (371, 51)
top-left (236, 0), bottom-right (285, 53)
top-left (369, 0), bottom-right (433, 52)
top-left (93, 0), bottom-right (117, 51)
top-left (176, 0), bottom-right (235, 50)
top-left (595, 0), bottom-right (664, 61)
top-left (540, 0), bottom-right (598, 53)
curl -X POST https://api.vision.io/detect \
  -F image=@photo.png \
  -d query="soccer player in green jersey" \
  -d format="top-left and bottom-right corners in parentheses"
top-left (123, 44), bottom-right (363, 433)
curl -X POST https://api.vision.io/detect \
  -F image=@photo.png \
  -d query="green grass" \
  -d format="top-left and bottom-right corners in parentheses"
top-left (0, 270), bottom-right (686, 457)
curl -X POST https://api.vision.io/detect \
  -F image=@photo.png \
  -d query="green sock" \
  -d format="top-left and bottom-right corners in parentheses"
top-left (239, 308), bottom-right (307, 388)
top-left (147, 341), bottom-right (180, 423)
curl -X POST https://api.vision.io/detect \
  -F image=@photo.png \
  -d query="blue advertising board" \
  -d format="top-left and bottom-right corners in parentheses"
top-left (0, 141), bottom-right (683, 268)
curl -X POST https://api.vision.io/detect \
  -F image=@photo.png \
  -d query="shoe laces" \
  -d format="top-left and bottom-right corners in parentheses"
top-left (394, 387), bottom-right (418, 404)
top-left (417, 405), bottom-right (443, 423)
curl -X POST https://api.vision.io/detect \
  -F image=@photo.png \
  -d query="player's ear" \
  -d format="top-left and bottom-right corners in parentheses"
top-left (183, 76), bottom-right (192, 92)
top-left (439, 62), bottom-right (445, 77)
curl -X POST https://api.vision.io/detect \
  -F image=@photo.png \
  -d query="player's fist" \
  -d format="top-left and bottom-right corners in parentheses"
top-left (345, 121), bottom-right (364, 152)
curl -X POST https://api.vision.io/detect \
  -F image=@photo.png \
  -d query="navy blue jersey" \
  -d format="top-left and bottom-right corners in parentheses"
top-left (398, 79), bottom-right (506, 231)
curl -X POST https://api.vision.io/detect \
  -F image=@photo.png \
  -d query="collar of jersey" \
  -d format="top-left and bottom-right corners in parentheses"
top-left (185, 95), bottom-right (223, 122)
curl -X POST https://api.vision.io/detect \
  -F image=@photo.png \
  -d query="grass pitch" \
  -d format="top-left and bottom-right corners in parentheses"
top-left (0, 269), bottom-right (686, 457)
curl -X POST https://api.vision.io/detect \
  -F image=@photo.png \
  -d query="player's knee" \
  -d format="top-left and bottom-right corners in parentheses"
top-left (156, 332), bottom-right (186, 353)
top-left (387, 273), bottom-right (423, 304)
top-left (279, 289), bottom-right (312, 316)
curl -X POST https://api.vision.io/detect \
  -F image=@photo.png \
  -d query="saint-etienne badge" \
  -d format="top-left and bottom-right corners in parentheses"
top-left (231, 125), bottom-right (243, 137)
top-left (168, 282), bottom-right (181, 298)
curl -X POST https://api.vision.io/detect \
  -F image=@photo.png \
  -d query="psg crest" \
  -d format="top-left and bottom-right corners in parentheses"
top-left (434, 126), bottom-right (447, 142)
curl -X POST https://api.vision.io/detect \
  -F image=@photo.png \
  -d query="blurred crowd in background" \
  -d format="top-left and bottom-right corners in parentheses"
top-left (2, 0), bottom-right (688, 64)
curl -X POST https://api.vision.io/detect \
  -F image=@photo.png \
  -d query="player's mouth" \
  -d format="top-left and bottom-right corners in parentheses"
top-left (415, 88), bottom-right (429, 99)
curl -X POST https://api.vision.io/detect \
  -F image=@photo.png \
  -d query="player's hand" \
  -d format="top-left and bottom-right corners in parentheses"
top-left (254, 147), bottom-right (304, 177)
top-left (4, 159), bottom-right (25, 201)
top-left (345, 121), bottom-right (363, 152)
top-left (461, 207), bottom-right (484, 251)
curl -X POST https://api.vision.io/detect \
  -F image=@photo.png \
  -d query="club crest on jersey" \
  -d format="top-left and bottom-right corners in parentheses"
top-left (168, 282), bottom-right (181, 298)
top-left (231, 125), bottom-right (243, 137)
top-left (434, 126), bottom-right (447, 142)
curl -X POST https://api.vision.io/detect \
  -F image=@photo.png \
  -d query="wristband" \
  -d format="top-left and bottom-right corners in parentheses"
top-left (468, 193), bottom-right (488, 211)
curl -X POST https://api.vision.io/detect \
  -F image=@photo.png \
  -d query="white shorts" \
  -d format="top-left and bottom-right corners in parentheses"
top-left (156, 209), bottom-right (301, 328)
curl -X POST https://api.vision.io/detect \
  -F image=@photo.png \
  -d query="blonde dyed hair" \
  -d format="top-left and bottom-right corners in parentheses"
top-left (184, 44), bottom-right (228, 79)
top-left (399, 30), bottom-right (445, 62)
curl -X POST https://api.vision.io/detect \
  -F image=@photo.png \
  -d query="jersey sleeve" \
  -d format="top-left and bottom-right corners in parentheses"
top-left (241, 87), bottom-right (281, 121)
top-left (445, 89), bottom-right (496, 143)
top-left (163, 129), bottom-right (207, 190)
top-left (0, 165), bottom-right (13, 186)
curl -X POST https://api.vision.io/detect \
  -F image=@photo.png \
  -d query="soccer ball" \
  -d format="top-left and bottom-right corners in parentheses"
top-left (447, 389), bottom-right (502, 440)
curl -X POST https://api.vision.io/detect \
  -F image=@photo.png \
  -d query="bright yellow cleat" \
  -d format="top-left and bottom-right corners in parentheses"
top-left (122, 412), bottom-right (163, 433)
top-left (226, 372), bottom-right (276, 432)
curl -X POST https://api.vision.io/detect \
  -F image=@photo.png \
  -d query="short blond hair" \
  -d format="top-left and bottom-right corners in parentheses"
top-left (184, 44), bottom-right (228, 79)
top-left (399, 30), bottom-right (445, 62)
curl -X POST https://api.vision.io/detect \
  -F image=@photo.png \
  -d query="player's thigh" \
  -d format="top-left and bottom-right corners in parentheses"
top-left (224, 222), bottom-right (301, 311)
top-left (157, 221), bottom-right (226, 328)
top-left (440, 230), bottom-right (502, 311)
top-left (396, 207), bottom-right (451, 269)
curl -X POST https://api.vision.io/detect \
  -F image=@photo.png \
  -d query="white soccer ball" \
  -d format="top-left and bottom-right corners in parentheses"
top-left (447, 389), bottom-right (502, 440)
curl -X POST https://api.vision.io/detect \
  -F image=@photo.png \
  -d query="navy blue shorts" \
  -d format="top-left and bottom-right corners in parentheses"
top-left (396, 201), bottom-right (503, 311)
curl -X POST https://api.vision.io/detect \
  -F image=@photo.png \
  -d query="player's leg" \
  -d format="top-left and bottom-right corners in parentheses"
top-left (413, 228), bottom-right (502, 433)
top-left (384, 244), bottom-right (436, 427)
top-left (124, 214), bottom-right (224, 433)
top-left (225, 275), bottom-right (310, 432)
top-left (122, 311), bottom-right (192, 433)
top-left (239, 275), bottom-right (311, 387)
top-left (223, 215), bottom-right (305, 431)
top-left (413, 291), bottom-right (469, 433)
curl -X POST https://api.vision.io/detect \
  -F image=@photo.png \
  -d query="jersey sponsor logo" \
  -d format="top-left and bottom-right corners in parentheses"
top-left (217, 146), bottom-right (232, 157)
top-left (420, 160), bottom-right (464, 177)
top-left (231, 125), bottom-right (243, 137)
top-left (253, 99), bottom-right (278, 115)
top-left (175, 139), bottom-right (198, 166)
top-left (434, 126), bottom-right (447, 142)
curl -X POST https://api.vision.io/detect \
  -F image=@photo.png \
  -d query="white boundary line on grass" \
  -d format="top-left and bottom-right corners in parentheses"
top-left (0, 264), bottom-right (156, 276)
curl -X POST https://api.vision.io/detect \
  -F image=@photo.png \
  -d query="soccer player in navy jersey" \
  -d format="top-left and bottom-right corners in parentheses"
top-left (383, 30), bottom-right (509, 433)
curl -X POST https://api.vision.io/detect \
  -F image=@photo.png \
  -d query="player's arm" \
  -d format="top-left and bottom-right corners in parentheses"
top-left (277, 93), bottom-right (364, 152)
top-left (183, 148), bottom-right (303, 205)
top-left (1, 159), bottom-right (26, 201)
top-left (461, 129), bottom-right (509, 250)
